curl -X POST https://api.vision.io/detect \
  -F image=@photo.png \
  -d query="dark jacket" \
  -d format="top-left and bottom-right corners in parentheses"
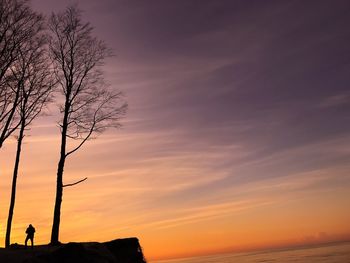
top-left (26, 225), bottom-right (35, 238)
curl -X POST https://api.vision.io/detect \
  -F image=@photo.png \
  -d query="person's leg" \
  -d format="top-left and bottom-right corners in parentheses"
top-left (25, 236), bottom-right (29, 248)
top-left (31, 237), bottom-right (34, 249)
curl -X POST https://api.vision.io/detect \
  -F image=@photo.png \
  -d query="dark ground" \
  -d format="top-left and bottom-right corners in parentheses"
top-left (0, 238), bottom-right (146, 263)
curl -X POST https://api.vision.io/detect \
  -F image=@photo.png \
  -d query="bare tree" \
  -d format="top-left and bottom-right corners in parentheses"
top-left (4, 15), bottom-right (55, 247)
top-left (0, 0), bottom-right (43, 148)
top-left (49, 6), bottom-right (127, 245)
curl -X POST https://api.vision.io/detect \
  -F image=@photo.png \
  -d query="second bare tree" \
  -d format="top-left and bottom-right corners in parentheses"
top-left (49, 6), bottom-right (127, 245)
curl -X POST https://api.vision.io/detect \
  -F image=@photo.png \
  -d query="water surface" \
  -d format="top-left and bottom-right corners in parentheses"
top-left (153, 242), bottom-right (350, 263)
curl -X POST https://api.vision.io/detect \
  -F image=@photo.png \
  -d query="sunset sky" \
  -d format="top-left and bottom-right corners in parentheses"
top-left (1, 0), bottom-right (350, 261)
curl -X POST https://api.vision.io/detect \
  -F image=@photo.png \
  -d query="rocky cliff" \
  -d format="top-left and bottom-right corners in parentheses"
top-left (0, 238), bottom-right (146, 263)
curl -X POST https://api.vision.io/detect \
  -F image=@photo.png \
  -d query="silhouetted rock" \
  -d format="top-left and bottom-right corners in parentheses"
top-left (105, 238), bottom-right (146, 263)
top-left (0, 238), bottom-right (146, 263)
top-left (31, 242), bottom-right (114, 263)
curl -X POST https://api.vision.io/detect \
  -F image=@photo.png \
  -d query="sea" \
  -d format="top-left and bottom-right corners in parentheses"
top-left (152, 242), bottom-right (350, 263)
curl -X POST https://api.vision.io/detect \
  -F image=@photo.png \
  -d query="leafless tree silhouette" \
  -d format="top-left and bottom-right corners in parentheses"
top-left (49, 6), bottom-right (127, 245)
top-left (0, 0), bottom-right (44, 148)
top-left (4, 10), bottom-right (55, 247)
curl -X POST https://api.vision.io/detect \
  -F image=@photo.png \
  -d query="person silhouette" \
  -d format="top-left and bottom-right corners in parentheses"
top-left (25, 224), bottom-right (35, 249)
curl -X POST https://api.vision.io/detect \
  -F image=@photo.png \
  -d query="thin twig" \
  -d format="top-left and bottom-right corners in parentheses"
top-left (63, 177), bottom-right (88, 187)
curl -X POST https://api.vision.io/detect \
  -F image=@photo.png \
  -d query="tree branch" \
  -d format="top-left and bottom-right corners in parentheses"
top-left (62, 177), bottom-right (87, 187)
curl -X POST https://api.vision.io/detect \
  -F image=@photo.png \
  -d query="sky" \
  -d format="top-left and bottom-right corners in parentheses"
top-left (1, 0), bottom-right (350, 261)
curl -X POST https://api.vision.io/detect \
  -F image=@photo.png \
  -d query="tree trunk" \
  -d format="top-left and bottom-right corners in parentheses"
top-left (0, 90), bottom-right (20, 149)
top-left (50, 154), bottom-right (65, 245)
top-left (50, 101), bottom-right (69, 245)
top-left (5, 119), bottom-right (25, 248)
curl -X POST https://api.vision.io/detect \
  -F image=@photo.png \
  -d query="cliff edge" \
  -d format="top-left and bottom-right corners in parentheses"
top-left (0, 237), bottom-right (146, 263)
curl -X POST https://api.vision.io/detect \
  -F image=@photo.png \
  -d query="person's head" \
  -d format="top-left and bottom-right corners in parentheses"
top-left (29, 224), bottom-right (32, 227)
